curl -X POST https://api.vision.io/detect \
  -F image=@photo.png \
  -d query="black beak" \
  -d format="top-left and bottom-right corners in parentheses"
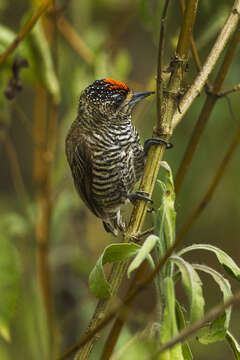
top-left (128, 91), bottom-right (155, 106)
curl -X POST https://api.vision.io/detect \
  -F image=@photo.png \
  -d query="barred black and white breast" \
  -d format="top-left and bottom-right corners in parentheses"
top-left (66, 78), bottom-right (154, 235)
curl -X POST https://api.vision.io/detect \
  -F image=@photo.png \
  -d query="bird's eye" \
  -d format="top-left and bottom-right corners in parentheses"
top-left (111, 93), bottom-right (124, 107)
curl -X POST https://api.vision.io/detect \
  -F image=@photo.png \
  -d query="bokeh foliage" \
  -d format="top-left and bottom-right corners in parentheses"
top-left (0, 1), bottom-right (240, 359)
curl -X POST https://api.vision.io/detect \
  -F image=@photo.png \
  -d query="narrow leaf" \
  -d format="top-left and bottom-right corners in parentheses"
top-left (155, 162), bottom-right (176, 261)
top-left (178, 244), bottom-right (240, 281)
top-left (160, 162), bottom-right (176, 248)
top-left (226, 331), bottom-right (240, 360)
top-left (154, 180), bottom-right (166, 245)
top-left (128, 235), bottom-right (158, 277)
top-left (89, 243), bottom-right (139, 298)
top-left (193, 264), bottom-right (232, 344)
top-left (175, 302), bottom-right (193, 360)
top-left (160, 277), bottom-right (184, 360)
top-left (170, 256), bottom-right (205, 323)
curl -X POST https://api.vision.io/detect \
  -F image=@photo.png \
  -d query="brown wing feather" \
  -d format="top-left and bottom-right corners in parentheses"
top-left (67, 134), bottom-right (100, 217)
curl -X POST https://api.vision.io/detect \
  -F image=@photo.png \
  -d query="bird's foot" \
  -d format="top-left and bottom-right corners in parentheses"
top-left (127, 190), bottom-right (153, 205)
top-left (144, 137), bottom-right (173, 156)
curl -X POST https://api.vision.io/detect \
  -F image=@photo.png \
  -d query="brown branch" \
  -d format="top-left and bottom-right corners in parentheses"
top-left (34, 83), bottom-right (53, 345)
top-left (0, 0), bottom-right (53, 66)
top-left (175, 20), bottom-right (240, 195)
top-left (73, 2), bottom-right (199, 360)
top-left (172, 0), bottom-right (240, 128)
top-left (217, 83), bottom-right (240, 97)
top-left (176, 127), bottom-right (240, 243)
top-left (150, 289), bottom-right (240, 358)
top-left (156, 0), bottom-right (171, 127)
top-left (34, 8), bottom-right (59, 353)
top-left (178, 0), bottom-right (211, 91)
top-left (56, 16), bottom-right (95, 65)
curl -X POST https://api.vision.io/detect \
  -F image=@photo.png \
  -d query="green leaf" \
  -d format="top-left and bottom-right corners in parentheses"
top-left (170, 256), bottom-right (205, 323)
top-left (178, 244), bottom-right (240, 281)
top-left (155, 162), bottom-right (176, 253)
top-left (175, 302), bottom-right (193, 360)
top-left (159, 277), bottom-right (184, 360)
top-left (89, 243), bottom-right (139, 298)
top-left (128, 235), bottom-right (158, 278)
top-left (193, 264), bottom-right (232, 344)
top-left (0, 237), bottom-right (21, 342)
top-left (226, 331), bottom-right (240, 360)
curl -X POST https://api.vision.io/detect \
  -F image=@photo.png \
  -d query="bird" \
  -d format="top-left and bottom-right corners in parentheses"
top-left (65, 78), bottom-right (171, 235)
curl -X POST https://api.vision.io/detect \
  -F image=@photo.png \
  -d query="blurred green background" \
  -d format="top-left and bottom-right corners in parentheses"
top-left (0, 0), bottom-right (240, 359)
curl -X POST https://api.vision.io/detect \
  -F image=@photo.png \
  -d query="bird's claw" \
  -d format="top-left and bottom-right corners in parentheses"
top-left (127, 190), bottom-right (153, 204)
top-left (144, 137), bottom-right (173, 156)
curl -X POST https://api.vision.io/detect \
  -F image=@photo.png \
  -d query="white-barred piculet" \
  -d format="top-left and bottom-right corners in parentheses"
top-left (66, 78), bottom-right (171, 235)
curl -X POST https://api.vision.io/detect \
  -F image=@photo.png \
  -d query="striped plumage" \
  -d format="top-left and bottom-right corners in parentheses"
top-left (65, 79), bottom-right (154, 235)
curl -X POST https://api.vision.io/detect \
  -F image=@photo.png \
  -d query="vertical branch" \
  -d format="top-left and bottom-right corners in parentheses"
top-left (34, 5), bottom-right (59, 355)
top-left (175, 21), bottom-right (240, 195)
top-left (172, 0), bottom-right (240, 128)
top-left (33, 83), bottom-right (53, 340)
top-left (128, 0), bottom-right (198, 238)
top-left (178, 0), bottom-right (203, 73)
top-left (156, 0), bottom-right (171, 127)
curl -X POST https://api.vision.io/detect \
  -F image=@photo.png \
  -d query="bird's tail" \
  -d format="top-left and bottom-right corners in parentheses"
top-left (102, 211), bottom-right (125, 236)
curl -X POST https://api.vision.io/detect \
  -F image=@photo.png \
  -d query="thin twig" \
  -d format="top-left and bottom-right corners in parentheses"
top-left (217, 83), bottom-right (240, 97)
top-left (148, 289), bottom-right (240, 358)
top-left (0, 0), bottom-right (53, 66)
top-left (172, 0), bottom-right (240, 128)
top-left (175, 21), bottom-right (240, 195)
top-left (176, 127), bottom-right (240, 243)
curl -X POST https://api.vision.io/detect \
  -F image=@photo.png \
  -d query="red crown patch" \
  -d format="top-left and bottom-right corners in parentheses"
top-left (103, 78), bottom-right (129, 91)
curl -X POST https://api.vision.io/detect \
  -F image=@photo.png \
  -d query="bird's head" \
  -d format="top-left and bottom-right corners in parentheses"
top-left (78, 78), bottom-right (154, 123)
